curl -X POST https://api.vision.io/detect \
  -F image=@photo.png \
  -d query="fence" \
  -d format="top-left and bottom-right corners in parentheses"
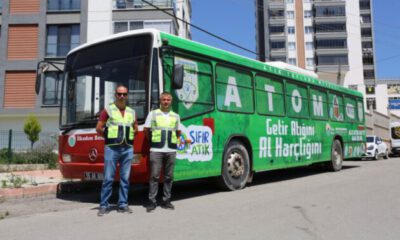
top-left (0, 130), bottom-right (58, 167)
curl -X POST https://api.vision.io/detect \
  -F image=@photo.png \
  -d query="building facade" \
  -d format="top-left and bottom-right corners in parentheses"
top-left (0, 0), bottom-right (191, 133)
top-left (255, 0), bottom-right (377, 92)
top-left (365, 80), bottom-right (400, 116)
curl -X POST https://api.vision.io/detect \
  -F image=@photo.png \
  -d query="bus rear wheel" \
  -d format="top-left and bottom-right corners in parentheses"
top-left (327, 139), bottom-right (343, 172)
top-left (219, 141), bottom-right (250, 191)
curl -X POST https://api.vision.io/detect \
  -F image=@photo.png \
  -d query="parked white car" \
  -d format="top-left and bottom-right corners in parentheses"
top-left (365, 135), bottom-right (389, 160)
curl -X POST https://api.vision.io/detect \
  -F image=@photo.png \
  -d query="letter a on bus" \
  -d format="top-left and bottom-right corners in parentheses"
top-left (224, 76), bottom-right (242, 108)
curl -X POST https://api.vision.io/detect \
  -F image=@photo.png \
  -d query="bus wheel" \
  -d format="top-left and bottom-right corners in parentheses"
top-left (327, 139), bottom-right (343, 171)
top-left (220, 141), bottom-right (250, 191)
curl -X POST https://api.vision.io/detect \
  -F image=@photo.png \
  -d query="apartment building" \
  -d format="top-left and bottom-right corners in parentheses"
top-left (255, 0), bottom-right (377, 92)
top-left (0, 0), bottom-right (191, 133)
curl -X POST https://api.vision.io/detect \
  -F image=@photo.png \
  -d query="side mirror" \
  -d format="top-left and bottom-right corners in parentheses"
top-left (172, 64), bottom-right (184, 89)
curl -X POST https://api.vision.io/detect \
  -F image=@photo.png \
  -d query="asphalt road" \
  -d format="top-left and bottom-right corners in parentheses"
top-left (1, 158), bottom-right (400, 240)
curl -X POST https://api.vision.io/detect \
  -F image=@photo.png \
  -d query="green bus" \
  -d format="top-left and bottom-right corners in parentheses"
top-left (37, 29), bottom-right (366, 190)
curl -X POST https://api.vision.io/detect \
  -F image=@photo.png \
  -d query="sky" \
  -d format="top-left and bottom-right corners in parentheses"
top-left (190, 0), bottom-right (400, 79)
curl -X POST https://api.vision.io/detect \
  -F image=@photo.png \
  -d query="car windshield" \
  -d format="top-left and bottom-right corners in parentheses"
top-left (61, 34), bottom-right (152, 128)
top-left (366, 137), bottom-right (374, 143)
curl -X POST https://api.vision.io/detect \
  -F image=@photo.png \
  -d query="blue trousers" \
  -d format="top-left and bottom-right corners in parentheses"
top-left (100, 145), bottom-right (133, 208)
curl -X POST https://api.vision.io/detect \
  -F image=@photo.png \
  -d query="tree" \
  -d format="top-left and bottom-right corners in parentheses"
top-left (24, 114), bottom-right (42, 149)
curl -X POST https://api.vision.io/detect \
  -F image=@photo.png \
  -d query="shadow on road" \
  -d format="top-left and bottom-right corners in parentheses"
top-left (56, 162), bottom-right (362, 207)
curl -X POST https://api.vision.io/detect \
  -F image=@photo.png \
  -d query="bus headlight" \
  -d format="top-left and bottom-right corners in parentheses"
top-left (62, 154), bottom-right (71, 163)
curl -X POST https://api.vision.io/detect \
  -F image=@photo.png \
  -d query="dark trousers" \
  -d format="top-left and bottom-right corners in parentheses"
top-left (148, 152), bottom-right (176, 203)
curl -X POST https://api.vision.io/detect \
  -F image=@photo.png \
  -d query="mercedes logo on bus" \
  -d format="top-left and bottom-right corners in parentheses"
top-left (88, 148), bottom-right (98, 162)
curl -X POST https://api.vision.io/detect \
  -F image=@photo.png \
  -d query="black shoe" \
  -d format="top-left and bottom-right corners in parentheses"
top-left (117, 206), bottom-right (133, 214)
top-left (146, 202), bottom-right (157, 213)
top-left (97, 207), bottom-right (110, 216)
top-left (161, 200), bottom-right (175, 210)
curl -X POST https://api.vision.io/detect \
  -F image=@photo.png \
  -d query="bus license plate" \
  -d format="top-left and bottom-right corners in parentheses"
top-left (84, 172), bottom-right (103, 181)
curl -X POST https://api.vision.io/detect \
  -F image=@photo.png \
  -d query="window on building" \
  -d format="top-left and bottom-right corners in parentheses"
top-left (366, 97), bottom-right (376, 110)
top-left (47, 0), bottom-right (81, 11)
top-left (270, 56), bottom-right (286, 62)
top-left (306, 58), bottom-right (314, 66)
top-left (361, 14), bottom-right (371, 23)
top-left (270, 41), bottom-right (286, 50)
top-left (315, 23), bottom-right (346, 33)
top-left (362, 41), bottom-right (373, 49)
top-left (361, 28), bottom-right (372, 37)
top-left (270, 25), bottom-right (285, 34)
top-left (113, 21), bottom-right (171, 34)
top-left (115, 0), bottom-right (174, 9)
top-left (287, 11), bottom-right (294, 19)
top-left (306, 42), bottom-right (313, 50)
top-left (317, 55), bottom-right (348, 65)
top-left (288, 58), bottom-right (296, 65)
top-left (304, 10), bottom-right (312, 18)
top-left (269, 9), bottom-right (285, 19)
top-left (363, 70), bottom-right (375, 79)
top-left (288, 42), bottom-right (296, 50)
top-left (305, 26), bottom-right (313, 34)
top-left (316, 39), bottom-right (347, 49)
top-left (363, 55), bottom-right (374, 65)
top-left (360, 0), bottom-right (370, 10)
top-left (287, 26), bottom-right (295, 34)
top-left (366, 85), bottom-right (375, 94)
top-left (46, 25), bottom-right (80, 57)
top-left (315, 6), bottom-right (346, 17)
top-left (286, 0), bottom-right (294, 4)
top-left (43, 72), bottom-right (63, 105)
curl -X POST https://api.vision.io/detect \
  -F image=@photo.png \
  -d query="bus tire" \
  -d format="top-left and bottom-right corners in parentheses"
top-left (219, 141), bottom-right (250, 191)
top-left (327, 139), bottom-right (343, 172)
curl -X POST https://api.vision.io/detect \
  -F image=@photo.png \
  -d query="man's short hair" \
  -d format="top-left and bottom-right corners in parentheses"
top-left (160, 92), bottom-right (172, 99)
top-left (115, 84), bottom-right (128, 93)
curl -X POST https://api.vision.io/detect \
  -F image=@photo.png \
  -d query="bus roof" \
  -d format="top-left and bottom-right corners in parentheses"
top-left (67, 29), bottom-right (363, 98)
top-left (159, 31), bottom-right (363, 98)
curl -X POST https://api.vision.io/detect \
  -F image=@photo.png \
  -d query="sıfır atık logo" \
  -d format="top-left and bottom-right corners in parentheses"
top-left (177, 125), bottom-right (213, 162)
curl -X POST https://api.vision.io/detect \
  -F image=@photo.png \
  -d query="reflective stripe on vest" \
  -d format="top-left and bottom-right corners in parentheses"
top-left (105, 103), bottom-right (135, 146)
top-left (150, 109), bottom-right (179, 149)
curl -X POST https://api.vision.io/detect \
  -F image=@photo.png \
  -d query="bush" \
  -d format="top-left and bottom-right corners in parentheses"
top-left (0, 141), bottom-right (58, 169)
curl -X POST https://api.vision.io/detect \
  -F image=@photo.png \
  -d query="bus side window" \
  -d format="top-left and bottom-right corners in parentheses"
top-left (172, 55), bottom-right (214, 119)
top-left (357, 100), bottom-right (365, 123)
top-left (286, 82), bottom-right (309, 118)
top-left (255, 75), bottom-right (284, 116)
top-left (328, 93), bottom-right (344, 121)
top-left (309, 88), bottom-right (328, 120)
top-left (216, 64), bottom-right (254, 113)
top-left (344, 97), bottom-right (357, 122)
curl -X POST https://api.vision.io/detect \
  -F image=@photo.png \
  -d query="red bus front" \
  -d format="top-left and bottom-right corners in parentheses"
top-left (57, 31), bottom-right (160, 182)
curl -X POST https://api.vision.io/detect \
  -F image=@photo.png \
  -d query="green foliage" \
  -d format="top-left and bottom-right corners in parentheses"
top-left (0, 142), bottom-right (58, 169)
top-left (23, 114), bottom-right (42, 149)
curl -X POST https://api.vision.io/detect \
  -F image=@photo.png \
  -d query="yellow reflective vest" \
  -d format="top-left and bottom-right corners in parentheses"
top-left (105, 103), bottom-right (135, 146)
top-left (150, 109), bottom-right (179, 149)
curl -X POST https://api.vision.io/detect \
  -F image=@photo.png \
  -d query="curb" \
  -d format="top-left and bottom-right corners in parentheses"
top-left (0, 183), bottom-right (58, 199)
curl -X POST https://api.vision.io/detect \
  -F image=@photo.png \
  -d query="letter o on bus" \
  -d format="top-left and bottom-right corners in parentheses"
top-left (291, 89), bottom-right (302, 113)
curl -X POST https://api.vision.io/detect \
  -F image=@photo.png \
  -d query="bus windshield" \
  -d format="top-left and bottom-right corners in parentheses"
top-left (61, 35), bottom-right (153, 128)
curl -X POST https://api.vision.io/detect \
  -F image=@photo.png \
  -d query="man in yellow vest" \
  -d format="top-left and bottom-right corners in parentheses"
top-left (144, 92), bottom-right (181, 212)
top-left (96, 85), bottom-right (138, 216)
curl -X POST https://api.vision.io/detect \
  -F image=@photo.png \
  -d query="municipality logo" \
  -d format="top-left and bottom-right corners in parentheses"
top-left (68, 135), bottom-right (76, 147)
top-left (175, 57), bottom-right (199, 110)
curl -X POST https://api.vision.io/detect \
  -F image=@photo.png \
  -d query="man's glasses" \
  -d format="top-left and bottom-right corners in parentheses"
top-left (116, 93), bottom-right (128, 97)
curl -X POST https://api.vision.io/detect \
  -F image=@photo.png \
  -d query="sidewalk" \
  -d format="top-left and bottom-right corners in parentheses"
top-left (0, 170), bottom-right (67, 199)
